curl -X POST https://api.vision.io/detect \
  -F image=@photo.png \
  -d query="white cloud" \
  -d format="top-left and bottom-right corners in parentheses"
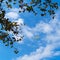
top-left (33, 21), bottom-right (53, 33)
top-left (10, 8), bottom-right (19, 13)
top-left (15, 19), bottom-right (24, 25)
top-left (22, 26), bottom-right (34, 39)
top-left (10, 7), bottom-right (26, 13)
top-left (54, 51), bottom-right (60, 56)
top-left (5, 12), bottom-right (19, 20)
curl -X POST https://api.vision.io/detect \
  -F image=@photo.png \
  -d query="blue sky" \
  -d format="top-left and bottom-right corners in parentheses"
top-left (0, 0), bottom-right (60, 60)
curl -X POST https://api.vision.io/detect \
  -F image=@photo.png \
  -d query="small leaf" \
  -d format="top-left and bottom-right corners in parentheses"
top-left (8, 0), bottom-right (12, 2)
top-left (10, 41), bottom-right (13, 45)
top-left (14, 50), bottom-right (19, 54)
top-left (5, 44), bottom-right (9, 46)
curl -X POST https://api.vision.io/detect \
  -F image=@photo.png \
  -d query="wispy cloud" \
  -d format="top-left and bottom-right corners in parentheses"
top-left (16, 44), bottom-right (60, 60)
top-left (14, 10), bottom-right (60, 60)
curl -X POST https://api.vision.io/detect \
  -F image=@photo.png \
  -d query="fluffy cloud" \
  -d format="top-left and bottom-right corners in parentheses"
top-left (5, 12), bottom-right (19, 20)
top-left (33, 21), bottom-right (53, 33)
top-left (22, 26), bottom-right (34, 39)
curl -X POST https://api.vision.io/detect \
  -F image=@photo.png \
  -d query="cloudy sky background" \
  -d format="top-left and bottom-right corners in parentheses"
top-left (0, 0), bottom-right (60, 60)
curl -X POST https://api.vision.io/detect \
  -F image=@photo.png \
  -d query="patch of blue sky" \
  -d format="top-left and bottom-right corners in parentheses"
top-left (19, 11), bottom-right (51, 28)
top-left (43, 56), bottom-right (60, 60)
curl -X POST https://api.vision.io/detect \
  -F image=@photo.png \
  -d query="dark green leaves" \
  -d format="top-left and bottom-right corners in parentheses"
top-left (1, 0), bottom-right (58, 18)
top-left (19, 0), bottom-right (23, 4)
top-left (0, 0), bottom-right (3, 3)
top-left (0, 9), bottom-right (24, 54)
top-left (26, 6), bottom-right (33, 12)
top-left (48, 10), bottom-right (55, 15)
top-left (50, 3), bottom-right (58, 9)
top-left (45, 0), bottom-right (51, 3)
top-left (6, 1), bottom-right (12, 8)
top-left (8, 0), bottom-right (12, 2)
top-left (14, 49), bottom-right (19, 54)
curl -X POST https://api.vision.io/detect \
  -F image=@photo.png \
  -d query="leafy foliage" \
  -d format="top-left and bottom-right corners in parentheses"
top-left (0, 9), bottom-right (23, 54)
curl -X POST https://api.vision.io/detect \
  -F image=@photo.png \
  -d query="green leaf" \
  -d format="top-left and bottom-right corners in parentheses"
top-left (10, 41), bottom-right (13, 45)
top-left (8, 0), bottom-right (12, 2)
top-left (14, 50), bottom-right (19, 54)
top-left (7, 4), bottom-right (12, 8)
